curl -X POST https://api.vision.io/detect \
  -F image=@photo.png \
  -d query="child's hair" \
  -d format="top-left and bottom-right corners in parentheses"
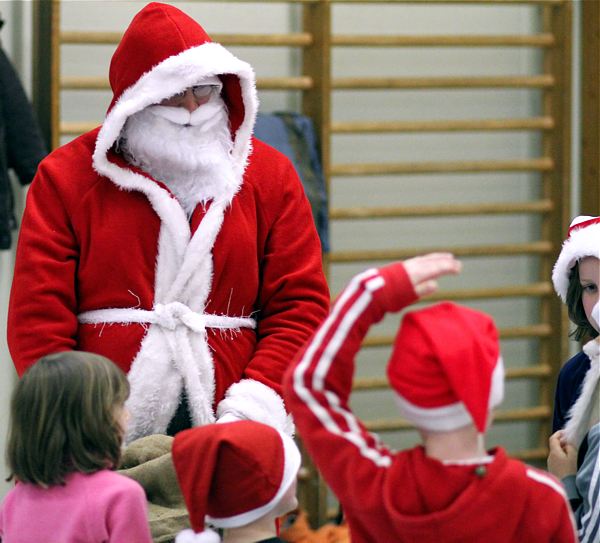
top-left (566, 263), bottom-right (599, 341)
top-left (6, 351), bottom-right (129, 487)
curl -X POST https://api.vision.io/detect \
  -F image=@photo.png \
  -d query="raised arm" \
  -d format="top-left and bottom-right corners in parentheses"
top-left (283, 253), bottom-right (460, 507)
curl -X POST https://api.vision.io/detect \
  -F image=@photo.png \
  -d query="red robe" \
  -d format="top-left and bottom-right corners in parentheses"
top-left (283, 263), bottom-right (577, 543)
top-left (8, 3), bottom-right (329, 441)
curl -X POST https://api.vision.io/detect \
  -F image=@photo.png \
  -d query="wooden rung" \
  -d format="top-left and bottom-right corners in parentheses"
top-left (61, 121), bottom-right (99, 135)
top-left (329, 241), bottom-right (553, 263)
top-left (333, 282), bottom-right (552, 306)
top-left (512, 448), bottom-right (548, 462)
top-left (500, 324), bottom-right (552, 338)
top-left (332, 34), bottom-right (555, 48)
top-left (353, 365), bottom-right (552, 392)
top-left (61, 76), bottom-right (110, 90)
top-left (60, 31), bottom-right (122, 44)
top-left (331, 117), bottom-right (555, 133)
top-left (60, 117), bottom-right (554, 134)
top-left (60, 31), bottom-right (314, 47)
top-left (362, 324), bottom-right (552, 347)
top-left (213, 33), bottom-right (313, 46)
top-left (258, 76), bottom-right (314, 89)
top-left (332, 75), bottom-right (554, 90)
top-left (493, 405), bottom-right (552, 422)
top-left (330, 157), bottom-right (554, 176)
top-left (330, 200), bottom-right (553, 220)
top-left (364, 406), bottom-right (551, 433)
top-left (60, 76), bottom-right (313, 91)
top-left (425, 282), bottom-right (553, 301)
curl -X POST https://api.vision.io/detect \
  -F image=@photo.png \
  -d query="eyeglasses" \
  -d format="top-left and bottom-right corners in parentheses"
top-left (168, 84), bottom-right (221, 101)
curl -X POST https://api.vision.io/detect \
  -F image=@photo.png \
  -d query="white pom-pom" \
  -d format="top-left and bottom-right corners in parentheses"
top-left (175, 528), bottom-right (220, 543)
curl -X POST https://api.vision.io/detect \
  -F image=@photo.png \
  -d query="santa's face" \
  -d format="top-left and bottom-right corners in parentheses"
top-left (159, 84), bottom-right (221, 110)
top-left (579, 256), bottom-right (600, 333)
top-left (119, 86), bottom-right (237, 213)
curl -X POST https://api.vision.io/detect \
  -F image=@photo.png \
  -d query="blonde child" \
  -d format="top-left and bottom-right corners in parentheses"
top-left (548, 215), bottom-right (600, 543)
top-left (284, 253), bottom-right (577, 542)
top-left (0, 351), bottom-right (153, 542)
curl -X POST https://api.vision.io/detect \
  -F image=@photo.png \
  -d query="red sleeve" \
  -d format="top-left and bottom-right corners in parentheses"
top-left (243, 158), bottom-right (330, 395)
top-left (283, 262), bottom-right (417, 508)
top-left (7, 160), bottom-right (79, 375)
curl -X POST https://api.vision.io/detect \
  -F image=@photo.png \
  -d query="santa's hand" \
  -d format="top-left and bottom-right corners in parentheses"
top-left (403, 253), bottom-right (462, 297)
top-left (547, 431), bottom-right (578, 479)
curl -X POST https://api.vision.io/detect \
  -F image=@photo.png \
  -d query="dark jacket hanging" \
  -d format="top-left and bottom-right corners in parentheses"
top-left (0, 45), bottom-right (47, 250)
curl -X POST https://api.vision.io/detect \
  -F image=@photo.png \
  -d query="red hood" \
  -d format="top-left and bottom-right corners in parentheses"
top-left (108, 2), bottom-right (213, 112)
top-left (93, 2), bottom-right (258, 197)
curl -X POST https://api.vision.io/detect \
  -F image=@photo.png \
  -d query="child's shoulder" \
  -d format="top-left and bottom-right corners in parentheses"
top-left (506, 460), bottom-right (569, 505)
top-left (76, 470), bottom-right (145, 500)
top-left (557, 350), bottom-right (592, 388)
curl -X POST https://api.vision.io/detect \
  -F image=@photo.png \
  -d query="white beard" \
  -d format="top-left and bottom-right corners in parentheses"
top-left (119, 97), bottom-right (239, 216)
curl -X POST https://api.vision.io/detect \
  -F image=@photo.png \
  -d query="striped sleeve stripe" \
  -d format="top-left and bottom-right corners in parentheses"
top-left (292, 269), bottom-right (392, 467)
top-left (579, 445), bottom-right (600, 543)
top-left (526, 468), bottom-right (567, 497)
top-left (526, 468), bottom-right (579, 540)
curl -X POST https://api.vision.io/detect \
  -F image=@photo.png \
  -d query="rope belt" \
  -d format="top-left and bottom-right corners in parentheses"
top-left (78, 301), bottom-right (256, 333)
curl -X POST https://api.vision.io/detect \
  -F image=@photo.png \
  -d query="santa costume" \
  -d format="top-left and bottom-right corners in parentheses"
top-left (551, 216), bottom-right (600, 543)
top-left (551, 216), bottom-right (600, 434)
top-left (7, 2), bottom-right (329, 441)
top-left (172, 420), bottom-right (301, 543)
top-left (283, 262), bottom-right (578, 542)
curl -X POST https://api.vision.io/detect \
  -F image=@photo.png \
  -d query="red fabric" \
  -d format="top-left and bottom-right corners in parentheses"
top-left (387, 302), bottom-right (500, 432)
top-left (172, 421), bottom-right (285, 531)
top-left (7, 132), bottom-right (329, 406)
top-left (283, 264), bottom-right (577, 543)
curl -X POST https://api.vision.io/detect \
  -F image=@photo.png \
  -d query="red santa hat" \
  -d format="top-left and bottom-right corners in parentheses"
top-left (387, 302), bottom-right (504, 433)
top-left (172, 421), bottom-right (301, 542)
top-left (552, 215), bottom-right (600, 303)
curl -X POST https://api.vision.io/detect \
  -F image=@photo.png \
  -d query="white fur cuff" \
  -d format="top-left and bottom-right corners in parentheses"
top-left (216, 379), bottom-right (295, 436)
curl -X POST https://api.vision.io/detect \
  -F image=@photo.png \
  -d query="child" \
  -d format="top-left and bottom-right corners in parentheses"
top-left (172, 420), bottom-right (301, 543)
top-left (551, 215), bottom-right (600, 432)
top-left (0, 351), bottom-right (153, 543)
top-left (283, 253), bottom-right (577, 543)
top-left (547, 215), bottom-right (599, 542)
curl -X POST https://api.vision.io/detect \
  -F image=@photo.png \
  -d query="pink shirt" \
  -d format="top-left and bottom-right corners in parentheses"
top-left (0, 470), bottom-right (153, 543)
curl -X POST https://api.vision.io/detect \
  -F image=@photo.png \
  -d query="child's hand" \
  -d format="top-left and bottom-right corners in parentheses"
top-left (403, 253), bottom-right (462, 297)
top-left (547, 431), bottom-right (578, 479)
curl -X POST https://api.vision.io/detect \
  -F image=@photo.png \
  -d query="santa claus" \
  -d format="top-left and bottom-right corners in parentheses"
top-left (7, 2), bottom-right (329, 442)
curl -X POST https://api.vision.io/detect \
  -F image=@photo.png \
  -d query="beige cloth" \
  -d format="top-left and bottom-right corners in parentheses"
top-left (119, 434), bottom-right (190, 543)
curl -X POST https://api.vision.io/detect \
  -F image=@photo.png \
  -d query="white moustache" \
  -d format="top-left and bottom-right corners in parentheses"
top-left (147, 100), bottom-right (225, 132)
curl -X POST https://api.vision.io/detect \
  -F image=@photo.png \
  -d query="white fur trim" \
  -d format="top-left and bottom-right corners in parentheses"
top-left (122, 202), bottom-right (234, 442)
top-left (207, 431), bottom-right (301, 528)
top-left (552, 221), bottom-right (600, 302)
top-left (175, 528), bottom-right (220, 543)
top-left (563, 339), bottom-right (600, 447)
top-left (393, 357), bottom-right (505, 432)
top-left (216, 379), bottom-right (294, 437)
